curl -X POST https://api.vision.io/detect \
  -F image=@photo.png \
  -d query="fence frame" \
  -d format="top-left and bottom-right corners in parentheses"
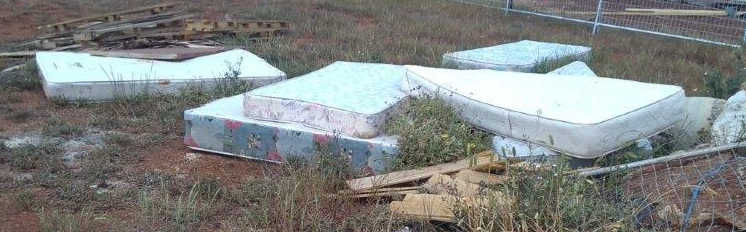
top-left (457, 0), bottom-right (745, 48)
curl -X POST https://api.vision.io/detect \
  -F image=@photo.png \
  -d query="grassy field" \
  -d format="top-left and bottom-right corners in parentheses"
top-left (0, 0), bottom-right (744, 231)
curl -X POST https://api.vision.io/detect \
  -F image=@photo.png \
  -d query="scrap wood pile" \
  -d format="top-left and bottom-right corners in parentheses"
top-left (340, 151), bottom-right (516, 222)
top-left (2, 2), bottom-right (290, 58)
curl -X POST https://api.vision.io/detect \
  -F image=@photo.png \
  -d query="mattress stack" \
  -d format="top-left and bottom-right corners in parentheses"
top-left (185, 62), bottom-right (407, 173)
top-left (181, 40), bottom-right (687, 169)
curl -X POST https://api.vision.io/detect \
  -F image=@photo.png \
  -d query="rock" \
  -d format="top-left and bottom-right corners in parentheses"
top-left (13, 173), bottom-right (33, 182)
top-left (712, 91), bottom-right (746, 145)
top-left (635, 138), bottom-right (653, 158)
top-left (547, 61), bottom-right (597, 77)
top-left (2, 135), bottom-right (45, 149)
top-left (184, 152), bottom-right (201, 162)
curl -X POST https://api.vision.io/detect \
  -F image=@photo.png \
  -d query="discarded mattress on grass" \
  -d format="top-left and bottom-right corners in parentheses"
top-left (243, 62), bottom-right (408, 139)
top-left (36, 49), bottom-right (286, 101)
top-left (402, 66), bottom-right (686, 159)
top-left (185, 94), bottom-right (398, 174)
top-left (547, 61), bottom-right (597, 77)
top-left (442, 40), bottom-right (591, 72)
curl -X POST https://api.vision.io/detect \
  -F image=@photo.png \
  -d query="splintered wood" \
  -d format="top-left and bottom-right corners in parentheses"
top-left (345, 151), bottom-right (504, 192)
top-left (342, 151), bottom-right (515, 223)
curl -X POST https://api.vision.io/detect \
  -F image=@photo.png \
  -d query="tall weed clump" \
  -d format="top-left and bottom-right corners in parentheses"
top-left (455, 164), bottom-right (636, 231)
top-left (385, 97), bottom-right (492, 170)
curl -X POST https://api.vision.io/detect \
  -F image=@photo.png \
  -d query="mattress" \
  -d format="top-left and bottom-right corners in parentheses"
top-left (243, 62), bottom-right (408, 139)
top-left (36, 49), bottom-right (286, 101)
top-left (402, 65), bottom-right (686, 159)
top-left (185, 94), bottom-right (399, 174)
top-left (442, 40), bottom-right (592, 72)
top-left (547, 61), bottom-right (597, 77)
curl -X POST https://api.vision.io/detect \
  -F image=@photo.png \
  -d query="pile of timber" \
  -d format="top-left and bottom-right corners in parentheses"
top-left (3, 2), bottom-right (290, 58)
top-left (341, 151), bottom-right (517, 222)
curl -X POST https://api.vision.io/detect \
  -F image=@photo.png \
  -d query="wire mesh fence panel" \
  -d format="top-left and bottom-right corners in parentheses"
top-left (599, 0), bottom-right (745, 47)
top-left (510, 0), bottom-right (601, 22)
top-left (619, 150), bottom-right (746, 231)
top-left (450, 0), bottom-right (746, 46)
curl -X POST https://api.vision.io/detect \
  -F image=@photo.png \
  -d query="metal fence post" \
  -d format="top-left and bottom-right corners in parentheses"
top-left (505, 0), bottom-right (512, 15)
top-left (592, 0), bottom-right (604, 35)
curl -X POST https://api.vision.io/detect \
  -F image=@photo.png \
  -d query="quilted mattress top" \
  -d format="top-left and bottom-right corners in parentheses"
top-left (248, 62), bottom-right (407, 115)
top-left (445, 40), bottom-right (591, 66)
top-left (405, 65), bottom-right (684, 125)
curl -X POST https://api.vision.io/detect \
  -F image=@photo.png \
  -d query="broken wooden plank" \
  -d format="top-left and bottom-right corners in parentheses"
top-left (0, 51), bottom-right (36, 58)
top-left (390, 194), bottom-right (456, 222)
top-left (39, 2), bottom-right (179, 33)
top-left (453, 169), bottom-right (509, 185)
top-left (346, 151), bottom-right (503, 192)
top-left (719, 206), bottom-right (746, 229)
top-left (423, 173), bottom-right (481, 196)
top-left (52, 44), bottom-right (82, 51)
top-left (1, 63), bottom-right (26, 73)
top-left (390, 192), bottom-right (511, 223)
top-left (350, 189), bottom-right (419, 199)
top-left (87, 47), bottom-right (225, 60)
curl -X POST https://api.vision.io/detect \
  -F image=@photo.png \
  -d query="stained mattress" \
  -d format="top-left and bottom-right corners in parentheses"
top-left (402, 66), bottom-right (686, 159)
top-left (243, 62), bottom-right (408, 139)
top-left (442, 40), bottom-right (592, 72)
top-left (185, 94), bottom-right (398, 174)
top-left (36, 49), bottom-right (286, 101)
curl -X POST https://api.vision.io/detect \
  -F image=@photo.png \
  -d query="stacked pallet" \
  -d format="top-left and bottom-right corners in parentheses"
top-left (18, 3), bottom-right (290, 52)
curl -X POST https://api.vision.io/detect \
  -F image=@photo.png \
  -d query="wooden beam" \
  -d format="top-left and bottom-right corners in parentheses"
top-left (87, 47), bottom-right (225, 60)
top-left (565, 10), bottom-right (731, 16)
top-left (346, 151), bottom-right (504, 192)
top-left (625, 8), bottom-right (728, 16)
top-left (0, 51), bottom-right (36, 58)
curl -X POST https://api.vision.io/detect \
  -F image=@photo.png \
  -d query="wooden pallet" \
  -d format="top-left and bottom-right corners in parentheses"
top-left (185, 19), bottom-right (290, 34)
top-left (74, 14), bottom-right (194, 42)
top-left (38, 3), bottom-right (179, 33)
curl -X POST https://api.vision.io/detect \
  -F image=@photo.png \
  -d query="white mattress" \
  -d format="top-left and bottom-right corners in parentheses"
top-left (547, 61), bottom-right (597, 77)
top-left (243, 62), bottom-right (408, 139)
top-left (442, 40), bottom-right (592, 72)
top-left (36, 49), bottom-right (286, 101)
top-left (402, 66), bottom-right (686, 159)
